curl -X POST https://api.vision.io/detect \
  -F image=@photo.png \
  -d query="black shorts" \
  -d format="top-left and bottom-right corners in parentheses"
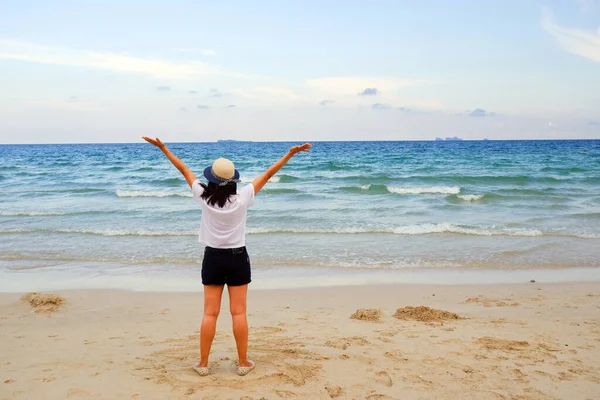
top-left (202, 246), bottom-right (252, 286)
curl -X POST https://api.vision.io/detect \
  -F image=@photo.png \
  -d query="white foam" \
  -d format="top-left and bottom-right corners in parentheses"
top-left (248, 226), bottom-right (372, 234)
top-left (72, 228), bottom-right (198, 236)
top-left (0, 211), bottom-right (66, 216)
top-left (457, 194), bottom-right (485, 201)
top-left (116, 190), bottom-right (192, 198)
top-left (386, 186), bottom-right (461, 195)
top-left (5, 225), bottom-right (592, 239)
top-left (239, 176), bottom-right (280, 183)
top-left (0, 227), bottom-right (197, 236)
top-left (359, 184), bottom-right (371, 190)
top-left (249, 224), bottom-right (543, 237)
top-left (392, 223), bottom-right (542, 237)
top-left (574, 232), bottom-right (600, 239)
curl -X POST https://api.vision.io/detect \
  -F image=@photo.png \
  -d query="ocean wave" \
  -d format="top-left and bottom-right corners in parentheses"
top-left (495, 188), bottom-right (560, 196)
top-left (567, 212), bottom-right (600, 219)
top-left (340, 184), bottom-right (390, 194)
top-left (540, 166), bottom-right (586, 173)
top-left (387, 186), bottom-right (461, 195)
top-left (149, 177), bottom-right (184, 186)
top-left (248, 223), bottom-right (543, 237)
top-left (261, 188), bottom-right (301, 194)
top-left (115, 190), bottom-right (192, 198)
top-left (457, 194), bottom-right (485, 201)
top-left (3, 224), bottom-right (596, 238)
top-left (391, 223), bottom-right (542, 237)
top-left (0, 211), bottom-right (67, 217)
top-left (240, 176), bottom-right (281, 183)
top-left (326, 161), bottom-right (349, 171)
top-left (0, 227), bottom-right (198, 236)
top-left (341, 185), bottom-right (461, 195)
top-left (0, 210), bottom-right (108, 217)
top-left (574, 232), bottom-right (600, 239)
top-left (10, 188), bottom-right (107, 196)
top-left (326, 174), bottom-right (573, 185)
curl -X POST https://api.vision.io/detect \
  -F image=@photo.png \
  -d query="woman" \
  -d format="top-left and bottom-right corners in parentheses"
top-left (141, 136), bottom-right (311, 376)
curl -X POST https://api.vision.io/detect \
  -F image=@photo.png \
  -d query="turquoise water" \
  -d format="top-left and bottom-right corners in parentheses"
top-left (1, 140), bottom-right (599, 291)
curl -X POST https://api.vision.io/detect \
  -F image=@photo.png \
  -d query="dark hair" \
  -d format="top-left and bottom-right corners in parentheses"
top-left (200, 182), bottom-right (237, 208)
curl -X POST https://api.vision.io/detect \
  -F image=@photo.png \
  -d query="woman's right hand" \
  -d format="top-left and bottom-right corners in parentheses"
top-left (289, 143), bottom-right (312, 155)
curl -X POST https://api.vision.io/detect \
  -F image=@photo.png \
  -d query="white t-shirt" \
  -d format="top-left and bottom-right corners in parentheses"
top-left (191, 179), bottom-right (255, 248)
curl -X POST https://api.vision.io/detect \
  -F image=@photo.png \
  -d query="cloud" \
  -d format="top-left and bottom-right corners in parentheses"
top-left (179, 107), bottom-right (188, 112)
top-left (372, 103), bottom-right (391, 110)
top-left (174, 48), bottom-right (217, 56)
top-left (588, 120), bottom-right (600, 127)
top-left (188, 90), bottom-right (198, 94)
top-left (0, 39), bottom-right (236, 80)
top-left (468, 108), bottom-right (495, 117)
top-left (576, 0), bottom-right (595, 11)
top-left (156, 86), bottom-right (171, 92)
top-left (542, 10), bottom-right (600, 64)
top-left (306, 77), bottom-right (425, 97)
top-left (397, 107), bottom-right (429, 114)
top-left (209, 88), bottom-right (223, 97)
top-left (23, 98), bottom-right (101, 111)
top-left (226, 104), bottom-right (236, 108)
top-left (197, 105), bottom-right (209, 109)
top-left (359, 88), bottom-right (379, 96)
top-left (319, 100), bottom-right (334, 106)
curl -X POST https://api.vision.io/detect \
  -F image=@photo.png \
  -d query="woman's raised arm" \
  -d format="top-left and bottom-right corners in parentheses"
top-left (141, 136), bottom-right (197, 188)
top-left (252, 143), bottom-right (311, 195)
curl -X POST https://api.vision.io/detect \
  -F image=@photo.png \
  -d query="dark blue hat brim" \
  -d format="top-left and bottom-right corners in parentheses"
top-left (203, 166), bottom-right (240, 185)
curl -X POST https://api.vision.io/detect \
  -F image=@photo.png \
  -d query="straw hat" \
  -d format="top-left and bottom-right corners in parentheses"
top-left (203, 158), bottom-right (240, 186)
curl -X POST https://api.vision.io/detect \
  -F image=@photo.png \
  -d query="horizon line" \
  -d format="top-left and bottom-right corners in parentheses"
top-left (1, 138), bottom-right (599, 145)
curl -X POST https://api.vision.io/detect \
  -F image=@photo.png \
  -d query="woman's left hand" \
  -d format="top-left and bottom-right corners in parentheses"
top-left (141, 136), bottom-right (166, 149)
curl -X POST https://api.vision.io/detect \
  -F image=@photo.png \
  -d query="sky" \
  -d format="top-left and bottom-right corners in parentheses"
top-left (1, 0), bottom-right (599, 143)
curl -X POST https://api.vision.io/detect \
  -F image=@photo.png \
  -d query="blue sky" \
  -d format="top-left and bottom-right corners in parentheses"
top-left (1, 0), bottom-right (599, 143)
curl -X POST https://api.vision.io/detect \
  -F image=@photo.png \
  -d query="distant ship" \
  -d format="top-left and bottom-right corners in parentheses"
top-left (435, 137), bottom-right (463, 141)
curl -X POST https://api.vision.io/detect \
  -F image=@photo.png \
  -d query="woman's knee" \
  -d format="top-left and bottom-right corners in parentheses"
top-left (229, 304), bottom-right (246, 317)
top-left (203, 307), bottom-right (220, 319)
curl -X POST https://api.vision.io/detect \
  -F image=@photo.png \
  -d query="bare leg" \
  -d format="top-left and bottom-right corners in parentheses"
top-left (228, 284), bottom-right (252, 367)
top-left (200, 285), bottom-right (225, 368)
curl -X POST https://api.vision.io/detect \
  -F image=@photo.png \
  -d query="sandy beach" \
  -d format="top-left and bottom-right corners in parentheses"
top-left (1, 283), bottom-right (599, 400)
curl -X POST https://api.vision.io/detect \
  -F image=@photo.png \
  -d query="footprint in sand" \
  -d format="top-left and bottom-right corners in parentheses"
top-left (374, 371), bottom-right (393, 387)
top-left (325, 384), bottom-right (343, 398)
top-left (384, 350), bottom-right (408, 362)
top-left (325, 336), bottom-right (370, 350)
top-left (274, 389), bottom-right (298, 398)
top-left (66, 388), bottom-right (91, 398)
top-left (365, 394), bottom-right (395, 400)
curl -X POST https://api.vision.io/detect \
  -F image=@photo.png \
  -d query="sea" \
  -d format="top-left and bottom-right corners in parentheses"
top-left (1, 140), bottom-right (599, 292)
